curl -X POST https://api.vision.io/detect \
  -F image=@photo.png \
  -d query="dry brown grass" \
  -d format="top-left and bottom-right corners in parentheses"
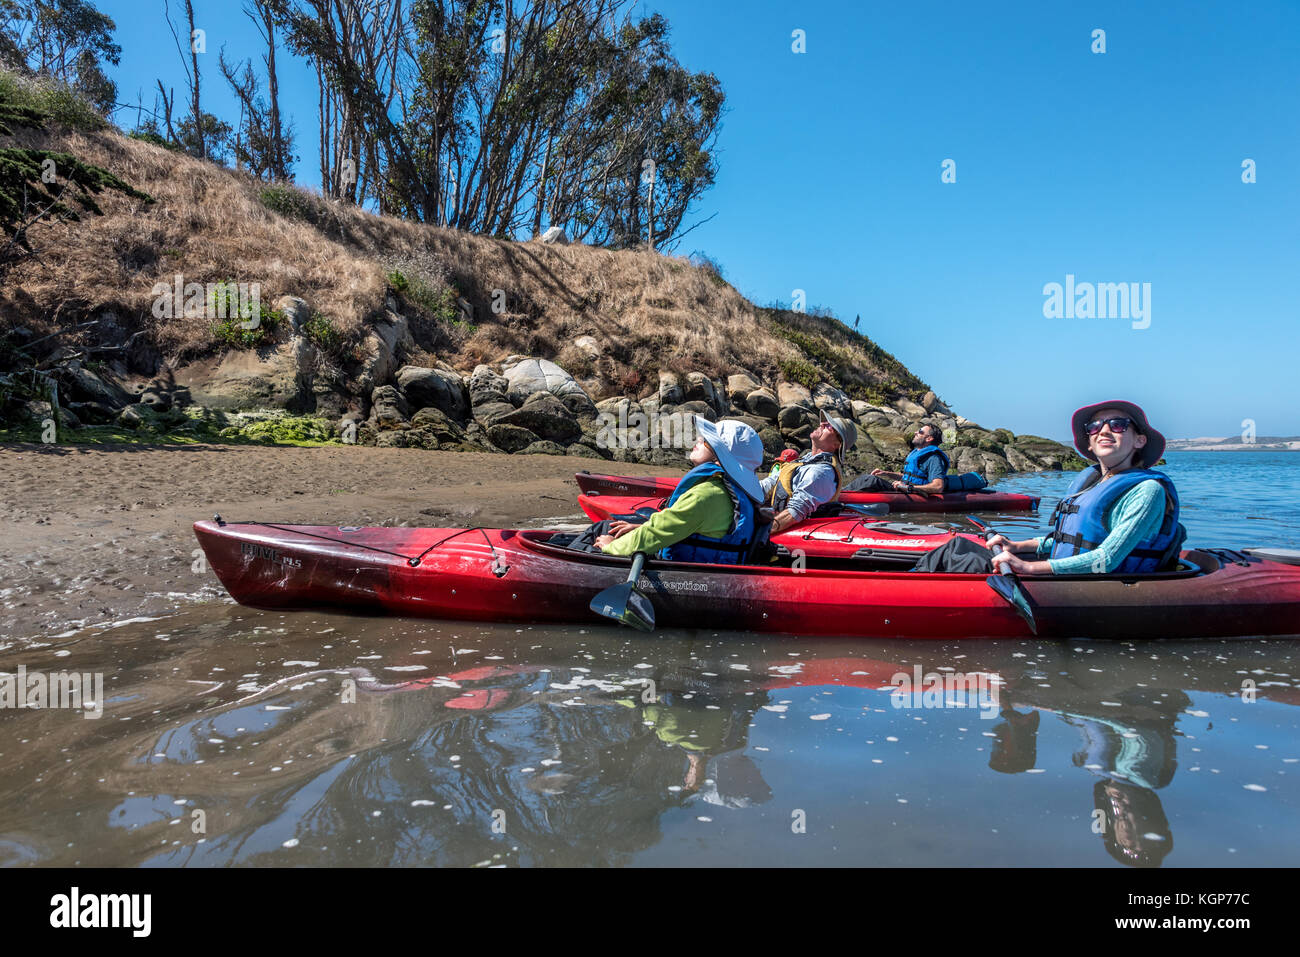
top-left (3, 122), bottom-right (930, 403)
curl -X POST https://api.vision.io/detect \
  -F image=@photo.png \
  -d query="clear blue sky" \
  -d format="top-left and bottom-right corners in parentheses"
top-left (99, 0), bottom-right (1299, 441)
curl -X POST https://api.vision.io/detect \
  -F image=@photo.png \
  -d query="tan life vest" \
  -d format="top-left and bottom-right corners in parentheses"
top-left (767, 454), bottom-right (843, 508)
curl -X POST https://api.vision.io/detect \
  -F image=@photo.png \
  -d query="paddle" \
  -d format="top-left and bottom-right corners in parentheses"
top-left (590, 551), bottom-right (656, 632)
top-left (965, 516), bottom-right (1037, 634)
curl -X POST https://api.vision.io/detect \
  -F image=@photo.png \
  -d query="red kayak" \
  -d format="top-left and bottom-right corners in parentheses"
top-left (577, 492), bottom-right (984, 562)
top-left (575, 471), bottom-right (1040, 512)
top-left (194, 519), bottom-right (1300, 639)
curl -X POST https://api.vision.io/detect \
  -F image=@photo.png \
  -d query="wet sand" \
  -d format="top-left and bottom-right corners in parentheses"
top-left (0, 443), bottom-right (682, 641)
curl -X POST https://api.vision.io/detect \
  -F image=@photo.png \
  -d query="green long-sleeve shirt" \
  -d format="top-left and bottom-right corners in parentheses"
top-left (1034, 479), bottom-right (1169, 573)
top-left (601, 476), bottom-right (737, 557)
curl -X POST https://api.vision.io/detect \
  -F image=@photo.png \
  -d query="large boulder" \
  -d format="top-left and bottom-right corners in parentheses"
top-left (894, 397), bottom-right (928, 418)
top-left (411, 406), bottom-right (467, 444)
top-left (58, 362), bottom-right (131, 409)
top-left (812, 383), bottom-right (853, 418)
top-left (746, 388), bottom-right (780, 420)
top-left (404, 428), bottom-right (440, 450)
top-left (783, 422), bottom-right (816, 446)
top-left (920, 390), bottom-right (938, 412)
top-left (777, 404), bottom-right (818, 430)
top-left (174, 336), bottom-right (317, 411)
top-left (518, 439), bottom-right (569, 456)
top-left (777, 382), bottom-right (815, 410)
top-left (658, 371), bottom-right (683, 405)
top-left (397, 365), bottom-right (469, 421)
top-left (274, 296), bottom-right (312, 332)
top-left (540, 226), bottom-right (569, 245)
top-left (567, 440), bottom-right (613, 459)
top-left (504, 357), bottom-right (588, 406)
top-left (67, 400), bottom-right (118, 424)
top-left (866, 424), bottom-right (912, 461)
top-left (684, 372), bottom-right (723, 413)
top-left (486, 423), bottom-right (540, 453)
top-left (757, 427), bottom-right (786, 454)
top-left (1003, 446), bottom-right (1041, 472)
top-left (494, 391), bottom-right (582, 442)
top-left (470, 364), bottom-right (510, 404)
top-left (353, 310), bottom-right (414, 396)
top-left (727, 372), bottom-right (761, 406)
top-left (675, 399), bottom-right (715, 421)
top-left (369, 385), bottom-right (410, 431)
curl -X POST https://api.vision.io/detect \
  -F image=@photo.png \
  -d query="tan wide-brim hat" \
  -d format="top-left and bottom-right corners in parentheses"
top-left (820, 412), bottom-right (857, 461)
top-left (1070, 400), bottom-right (1165, 469)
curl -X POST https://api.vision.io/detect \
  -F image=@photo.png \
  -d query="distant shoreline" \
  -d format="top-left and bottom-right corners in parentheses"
top-left (1167, 444), bottom-right (1300, 453)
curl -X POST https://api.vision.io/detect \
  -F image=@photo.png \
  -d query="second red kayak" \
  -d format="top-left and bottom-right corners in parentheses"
top-left (575, 471), bottom-right (1041, 512)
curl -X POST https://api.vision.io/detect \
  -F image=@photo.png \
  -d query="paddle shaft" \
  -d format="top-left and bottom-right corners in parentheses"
top-left (965, 515), bottom-right (1038, 634)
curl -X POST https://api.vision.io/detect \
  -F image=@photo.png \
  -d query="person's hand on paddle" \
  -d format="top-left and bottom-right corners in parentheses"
top-left (986, 534), bottom-right (1014, 552)
top-left (991, 549), bottom-right (1052, 576)
top-left (990, 549), bottom-right (1027, 574)
top-left (891, 480), bottom-right (910, 491)
top-left (608, 520), bottom-right (638, 539)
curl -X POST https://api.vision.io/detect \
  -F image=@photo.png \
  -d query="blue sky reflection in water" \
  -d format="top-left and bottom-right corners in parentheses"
top-left (1, 605), bottom-right (1296, 868)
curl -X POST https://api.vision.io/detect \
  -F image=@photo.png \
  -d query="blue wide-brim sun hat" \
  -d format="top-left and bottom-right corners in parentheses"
top-left (694, 416), bottom-right (765, 503)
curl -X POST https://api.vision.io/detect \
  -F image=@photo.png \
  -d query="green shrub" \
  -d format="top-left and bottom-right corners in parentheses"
top-left (209, 280), bottom-right (282, 348)
top-left (303, 313), bottom-right (344, 354)
top-left (778, 357), bottom-right (819, 389)
top-left (259, 184), bottom-right (318, 222)
top-left (386, 269), bottom-right (409, 293)
top-left (128, 129), bottom-right (178, 151)
top-left (0, 71), bottom-right (105, 132)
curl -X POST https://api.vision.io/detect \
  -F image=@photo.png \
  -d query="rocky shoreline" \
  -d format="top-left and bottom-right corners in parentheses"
top-left (6, 292), bottom-right (1083, 477)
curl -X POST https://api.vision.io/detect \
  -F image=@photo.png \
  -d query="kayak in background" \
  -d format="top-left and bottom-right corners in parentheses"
top-left (577, 492), bottom-right (982, 563)
top-left (194, 519), bottom-right (1300, 640)
top-left (574, 471), bottom-right (1040, 512)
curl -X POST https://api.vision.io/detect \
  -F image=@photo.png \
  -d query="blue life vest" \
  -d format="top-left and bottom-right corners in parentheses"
top-left (901, 446), bottom-right (950, 485)
top-left (1048, 466), bottom-right (1181, 573)
top-left (660, 463), bottom-right (763, 565)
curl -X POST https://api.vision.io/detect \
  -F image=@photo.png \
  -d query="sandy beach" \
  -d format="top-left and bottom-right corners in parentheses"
top-left (0, 443), bottom-right (681, 640)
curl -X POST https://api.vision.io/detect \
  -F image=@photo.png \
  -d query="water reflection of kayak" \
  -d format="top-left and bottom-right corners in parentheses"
top-left (575, 470), bottom-right (1041, 512)
top-left (193, 520), bottom-right (1300, 639)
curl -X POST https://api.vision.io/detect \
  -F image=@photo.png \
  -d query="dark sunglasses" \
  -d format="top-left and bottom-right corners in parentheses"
top-left (1085, 416), bottom-right (1135, 435)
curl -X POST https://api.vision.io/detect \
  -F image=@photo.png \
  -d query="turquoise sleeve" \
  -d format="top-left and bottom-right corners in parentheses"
top-left (1046, 481), bottom-right (1167, 574)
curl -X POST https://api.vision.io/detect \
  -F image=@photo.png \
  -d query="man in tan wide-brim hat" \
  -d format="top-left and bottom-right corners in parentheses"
top-left (760, 411), bottom-right (855, 534)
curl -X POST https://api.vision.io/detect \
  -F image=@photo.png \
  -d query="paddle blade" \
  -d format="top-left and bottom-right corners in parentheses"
top-left (986, 573), bottom-right (1037, 635)
top-left (590, 582), bottom-right (656, 631)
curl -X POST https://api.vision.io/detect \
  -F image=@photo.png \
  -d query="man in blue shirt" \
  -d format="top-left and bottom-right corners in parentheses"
top-left (760, 413), bottom-right (854, 533)
top-left (844, 423), bottom-right (949, 495)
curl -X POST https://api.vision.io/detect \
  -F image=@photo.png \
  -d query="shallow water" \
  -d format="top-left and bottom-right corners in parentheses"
top-left (2, 451), bottom-right (1297, 867)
